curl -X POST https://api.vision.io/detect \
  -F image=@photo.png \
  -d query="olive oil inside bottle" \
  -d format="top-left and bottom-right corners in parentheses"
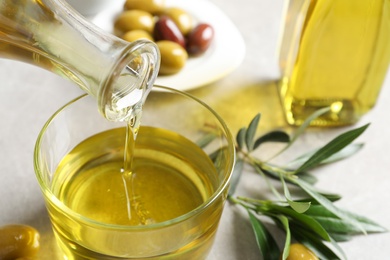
top-left (279, 0), bottom-right (390, 126)
top-left (0, 0), bottom-right (158, 122)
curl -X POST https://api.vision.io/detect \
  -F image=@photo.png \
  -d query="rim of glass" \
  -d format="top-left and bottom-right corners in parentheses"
top-left (34, 84), bottom-right (236, 230)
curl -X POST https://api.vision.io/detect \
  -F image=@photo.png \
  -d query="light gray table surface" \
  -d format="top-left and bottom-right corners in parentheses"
top-left (1, 0), bottom-right (389, 259)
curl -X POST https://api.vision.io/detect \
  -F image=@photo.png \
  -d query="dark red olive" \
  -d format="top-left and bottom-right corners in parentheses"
top-left (153, 15), bottom-right (185, 47)
top-left (186, 23), bottom-right (214, 56)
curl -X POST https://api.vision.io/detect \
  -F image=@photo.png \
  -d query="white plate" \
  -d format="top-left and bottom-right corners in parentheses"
top-left (92, 0), bottom-right (246, 91)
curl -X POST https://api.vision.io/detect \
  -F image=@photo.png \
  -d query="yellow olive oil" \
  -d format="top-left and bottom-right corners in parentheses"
top-left (48, 125), bottom-right (223, 259)
top-left (52, 126), bottom-right (218, 226)
top-left (279, 0), bottom-right (390, 126)
top-left (0, 1), bottom-right (82, 80)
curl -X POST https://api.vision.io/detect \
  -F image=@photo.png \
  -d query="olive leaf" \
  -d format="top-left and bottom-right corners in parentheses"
top-left (236, 127), bottom-right (247, 150)
top-left (245, 113), bottom-right (261, 152)
top-left (295, 171), bottom-right (318, 185)
top-left (247, 210), bottom-right (280, 259)
top-left (328, 233), bottom-right (353, 242)
top-left (228, 158), bottom-right (244, 196)
top-left (196, 132), bottom-right (217, 148)
top-left (295, 124), bottom-right (369, 173)
top-left (287, 143), bottom-right (364, 169)
top-left (253, 130), bottom-right (290, 150)
top-left (270, 107), bottom-right (331, 159)
top-left (290, 107), bottom-right (331, 144)
top-left (306, 205), bottom-right (387, 234)
top-left (280, 176), bottom-right (311, 213)
top-left (292, 178), bottom-right (367, 234)
top-left (265, 204), bottom-right (330, 242)
top-left (275, 215), bottom-right (291, 260)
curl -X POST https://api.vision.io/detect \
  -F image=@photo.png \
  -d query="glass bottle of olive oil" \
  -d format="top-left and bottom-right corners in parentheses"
top-left (279, 0), bottom-right (390, 126)
top-left (0, 0), bottom-right (159, 122)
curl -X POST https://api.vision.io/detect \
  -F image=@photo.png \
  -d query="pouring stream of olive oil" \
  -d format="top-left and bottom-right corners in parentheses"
top-left (0, 0), bottom-right (217, 227)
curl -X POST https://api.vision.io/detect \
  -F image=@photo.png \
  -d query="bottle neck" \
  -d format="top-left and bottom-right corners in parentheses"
top-left (99, 40), bottom-right (160, 122)
top-left (0, 0), bottom-right (160, 121)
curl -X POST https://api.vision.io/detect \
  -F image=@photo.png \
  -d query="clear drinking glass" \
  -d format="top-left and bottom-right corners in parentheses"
top-left (34, 85), bottom-right (235, 259)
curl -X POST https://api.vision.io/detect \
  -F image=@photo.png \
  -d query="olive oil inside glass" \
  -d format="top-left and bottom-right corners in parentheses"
top-left (52, 126), bottom-right (218, 226)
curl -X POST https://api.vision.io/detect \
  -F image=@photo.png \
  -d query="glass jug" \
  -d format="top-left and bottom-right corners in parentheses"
top-left (0, 0), bottom-right (160, 122)
top-left (278, 0), bottom-right (390, 126)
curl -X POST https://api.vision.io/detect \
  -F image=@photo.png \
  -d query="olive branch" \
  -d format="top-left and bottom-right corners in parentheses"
top-left (199, 108), bottom-right (386, 260)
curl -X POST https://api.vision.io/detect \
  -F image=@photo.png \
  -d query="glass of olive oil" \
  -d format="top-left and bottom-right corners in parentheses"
top-left (33, 85), bottom-right (235, 259)
top-left (278, 0), bottom-right (390, 126)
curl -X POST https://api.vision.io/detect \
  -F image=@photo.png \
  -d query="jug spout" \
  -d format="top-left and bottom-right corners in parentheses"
top-left (0, 0), bottom-right (160, 121)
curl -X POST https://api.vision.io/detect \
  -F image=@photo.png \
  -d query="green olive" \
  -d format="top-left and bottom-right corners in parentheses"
top-left (285, 243), bottom-right (319, 260)
top-left (124, 0), bottom-right (166, 14)
top-left (114, 10), bottom-right (155, 35)
top-left (157, 40), bottom-right (188, 75)
top-left (163, 7), bottom-right (193, 35)
top-left (0, 225), bottom-right (40, 260)
top-left (122, 30), bottom-right (154, 42)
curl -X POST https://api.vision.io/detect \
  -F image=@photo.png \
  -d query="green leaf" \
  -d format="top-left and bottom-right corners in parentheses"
top-left (258, 162), bottom-right (316, 184)
top-left (329, 236), bottom-right (348, 260)
top-left (287, 143), bottom-right (364, 169)
top-left (271, 107), bottom-right (331, 159)
top-left (236, 127), bottom-right (247, 150)
top-left (311, 215), bottom-right (365, 235)
top-left (321, 143), bottom-right (364, 164)
top-left (306, 205), bottom-right (387, 234)
top-left (294, 193), bottom-right (341, 204)
top-left (294, 178), bottom-right (367, 234)
top-left (228, 158), bottom-right (244, 196)
top-left (328, 232), bottom-right (353, 242)
top-left (295, 124), bottom-right (369, 173)
top-left (196, 132), bottom-right (217, 148)
top-left (295, 171), bottom-right (318, 185)
top-left (341, 210), bottom-right (387, 233)
top-left (275, 215), bottom-right (291, 260)
top-left (253, 130), bottom-right (290, 150)
top-left (286, 199), bottom-right (311, 214)
top-left (260, 165), bottom-right (342, 202)
top-left (245, 114), bottom-right (261, 152)
top-left (267, 204), bottom-right (331, 241)
top-left (208, 147), bottom-right (226, 163)
top-left (252, 163), bottom-right (285, 201)
top-left (247, 210), bottom-right (280, 259)
top-left (291, 107), bottom-right (331, 143)
top-left (296, 183), bottom-right (342, 202)
top-left (280, 176), bottom-right (311, 213)
top-left (257, 164), bottom-right (281, 180)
